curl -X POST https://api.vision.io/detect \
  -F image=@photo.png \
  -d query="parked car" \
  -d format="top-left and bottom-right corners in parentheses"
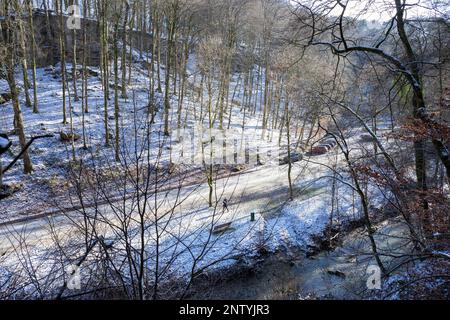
top-left (310, 146), bottom-right (329, 155)
top-left (360, 134), bottom-right (376, 143)
top-left (279, 152), bottom-right (303, 165)
top-left (231, 164), bottom-right (247, 172)
top-left (324, 139), bottom-right (337, 147)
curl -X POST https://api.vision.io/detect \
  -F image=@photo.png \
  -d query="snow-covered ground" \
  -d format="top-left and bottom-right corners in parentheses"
top-left (0, 52), bottom-right (394, 298)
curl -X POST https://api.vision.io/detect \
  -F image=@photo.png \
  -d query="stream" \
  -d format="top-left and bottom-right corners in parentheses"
top-left (191, 218), bottom-right (410, 300)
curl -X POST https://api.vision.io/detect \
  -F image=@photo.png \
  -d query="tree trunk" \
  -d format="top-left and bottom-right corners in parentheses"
top-left (57, 0), bottom-right (68, 125)
top-left (16, 3), bottom-right (32, 108)
top-left (27, 0), bottom-right (39, 113)
top-left (121, 0), bottom-right (129, 99)
top-left (285, 96), bottom-right (293, 201)
top-left (3, 3), bottom-right (33, 174)
top-left (113, 3), bottom-right (122, 161)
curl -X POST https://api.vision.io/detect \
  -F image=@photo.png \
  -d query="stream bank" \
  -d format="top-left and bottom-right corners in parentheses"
top-left (188, 217), bottom-right (413, 300)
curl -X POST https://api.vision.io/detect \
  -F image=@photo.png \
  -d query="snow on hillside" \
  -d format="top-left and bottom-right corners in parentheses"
top-left (0, 136), bottom-right (10, 149)
top-left (0, 49), bottom-right (393, 297)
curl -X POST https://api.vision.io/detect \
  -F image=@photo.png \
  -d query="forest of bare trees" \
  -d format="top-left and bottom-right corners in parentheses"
top-left (0, 0), bottom-right (448, 302)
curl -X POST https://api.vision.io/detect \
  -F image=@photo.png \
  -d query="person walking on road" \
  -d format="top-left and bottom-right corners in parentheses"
top-left (223, 198), bottom-right (229, 212)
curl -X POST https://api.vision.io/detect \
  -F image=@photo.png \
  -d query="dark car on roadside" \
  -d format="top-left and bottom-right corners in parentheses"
top-left (310, 145), bottom-right (329, 155)
top-left (279, 152), bottom-right (303, 165)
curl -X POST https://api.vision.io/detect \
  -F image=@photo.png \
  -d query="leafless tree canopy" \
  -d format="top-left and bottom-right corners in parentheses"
top-left (0, 0), bottom-right (448, 300)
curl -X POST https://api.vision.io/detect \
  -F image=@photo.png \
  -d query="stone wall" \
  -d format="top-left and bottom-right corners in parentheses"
top-left (2, 10), bottom-right (154, 68)
top-left (17, 12), bottom-right (102, 67)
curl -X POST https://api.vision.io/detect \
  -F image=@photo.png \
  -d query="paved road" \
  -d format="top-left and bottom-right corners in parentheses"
top-left (0, 155), bottom-right (332, 255)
